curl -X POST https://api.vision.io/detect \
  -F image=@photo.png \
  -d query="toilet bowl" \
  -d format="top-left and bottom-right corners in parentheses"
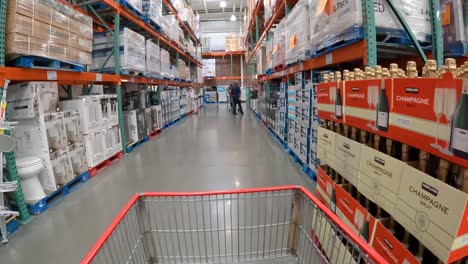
top-left (16, 157), bottom-right (46, 202)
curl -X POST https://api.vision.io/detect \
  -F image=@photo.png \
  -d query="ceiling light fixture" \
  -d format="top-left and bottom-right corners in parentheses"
top-left (230, 14), bottom-right (236, 21)
top-left (220, 0), bottom-right (226, 8)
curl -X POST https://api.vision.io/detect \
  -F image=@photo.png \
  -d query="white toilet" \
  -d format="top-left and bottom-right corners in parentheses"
top-left (16, 157), bottom-right (46, 202)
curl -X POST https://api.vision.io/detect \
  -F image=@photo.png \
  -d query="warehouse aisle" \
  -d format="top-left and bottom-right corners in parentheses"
top-left (0, 104), bottom-right (314, 263)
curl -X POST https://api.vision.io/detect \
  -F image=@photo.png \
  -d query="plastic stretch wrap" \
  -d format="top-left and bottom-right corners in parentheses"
top-left (160, 48), bottom-right (170, 77)
top-left (264, 0), bottom-right (277, 26)
top-left (284, 0), bottom-right (309, 64)
top-left (164, 15), bottom-right (179, 42)
top-left (142, 0), bottom-right (162, 27)
top-left (256, 46), bottom-right (266, 74)
top-left (6, 0), bottom-right (92, 65)
top-left (265, 37), bottom-right (273, 70)
top-left (272, 19), bottom-right (285, 68)
top-left (170, 65), bottom-right (179, 79)
top-left (146, 40), bottom-right (161, 76)
top-left (178, 60), bottom-right (188, 80)
top-left (197, 67), bottom-right (203, 83)
top-left (91, 27), bottom-right (145, 73)
top-left (309, 0), bottom-right (431, 53)
top-left (441, 0), bottom-right (467, 44)
top-left (203, 59), bottom-right (216, 77)
top-left (125, 0), bottom-right (143, 14)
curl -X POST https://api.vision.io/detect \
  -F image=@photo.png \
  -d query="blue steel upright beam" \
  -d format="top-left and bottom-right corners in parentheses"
top-left (429, 0), bottom-right (444, 67)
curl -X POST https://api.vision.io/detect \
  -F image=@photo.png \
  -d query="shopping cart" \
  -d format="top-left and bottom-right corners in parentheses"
top-left (81, 186), bottom-right (387, 264)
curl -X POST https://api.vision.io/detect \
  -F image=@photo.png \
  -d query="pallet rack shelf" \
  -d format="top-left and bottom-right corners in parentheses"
top-left (202, 51), bottom-right (246, 57)
top-left (162, 0), bottom-right (202, 47)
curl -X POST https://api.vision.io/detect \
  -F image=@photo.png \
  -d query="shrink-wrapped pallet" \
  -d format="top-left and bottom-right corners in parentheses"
top-left (91, 27), bottom-right (145, 73)
top-left (6, 0), bottom-right (92, 65)
top-left (146, 40), bottom-right (161, 77)
top-left (160, 48), bottom-right (170, 77)
top-left (203, 59), bottom-right (216, 77)
top-left (264, 0), bottom-right (277, 26)
top-left (272, 19), bottom-right (285, 68)
top-left (284, 0), bottom-right (309, 64)
top-left (142, 0), bottom-right (162, 28)
top-left (309, 0), bottom-right (431, 54)
top-left (265, 37), bottom-right (273, 71)
top-left (256, 46), bottom-right (266, 74)
top-left (226, 35), bottom-right (241, 51)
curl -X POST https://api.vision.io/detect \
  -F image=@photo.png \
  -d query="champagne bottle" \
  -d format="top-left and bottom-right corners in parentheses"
top-left (449, 84), bottom-right (468, 159)
top-left (335, 84), bottom-right (343, 119)
top-left (425, 60), bottom-right (437, 78)
top-left (330, 188), bottom-right (337, 213)
top-left (406, 61), bottom-right (418, 78)
top-left (389, 63), bottom-right (399, 78)
top-left (359, 215), bottom-right (370, 241)
top-left (376, 79), bottom-right (389, 132)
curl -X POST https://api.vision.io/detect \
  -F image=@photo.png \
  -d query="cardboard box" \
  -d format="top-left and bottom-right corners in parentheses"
top-left (317, 127), bottom-right (337, 170)
top-left (344, 79), bottom-right (392, 137)
top-left (358, 145), bottom-right (405, 216)
top-left (371, 222), bottom-right (420, 264)
top-left (390, 77), bottom-right (467, 168)
top-left (316, 81), bottom-right (345, 123)
top-left (335, 184), bottom-right (378, 243)
top-left (316, 166), bottom-right (334, 206)
top-left (335, 134), bottom-right (362, 187)
top-left (393, 164), bottom-right (468, 263)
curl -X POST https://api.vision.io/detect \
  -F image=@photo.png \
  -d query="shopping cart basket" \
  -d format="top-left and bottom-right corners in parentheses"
top-left (82, 186), bottom-right (387, 264)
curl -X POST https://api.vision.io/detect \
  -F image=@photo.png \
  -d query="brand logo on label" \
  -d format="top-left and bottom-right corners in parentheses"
top-left (323, 133), bottom-right (328, 139)
top-left (422, 182), bottom-right (438, 196)
top-left (374, 156), bottom-right (385, 166)
top-left (352, 87), bottom-right (360, 91)
top-left (343, 197), bottom-right (350, 204)
top-left (320, 88), bottom-right (325, 92)
top-left (405, 87), bottom-right (419, 94)
top-left (383, 239), bottom-right (393, 249)
top-left (343, 143), bottom-right (350, 150)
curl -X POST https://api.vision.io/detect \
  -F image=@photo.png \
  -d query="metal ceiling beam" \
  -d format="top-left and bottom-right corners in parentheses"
top-left (202, 0), bottom-right (208, 14)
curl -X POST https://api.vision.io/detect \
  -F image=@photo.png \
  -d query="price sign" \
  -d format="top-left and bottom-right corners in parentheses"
top-left (96, 74), bottom-right (102, 82)
top-left (47, 71), bottom-right (57, 80)
top-left (326, 53), bottom-right (333, 65)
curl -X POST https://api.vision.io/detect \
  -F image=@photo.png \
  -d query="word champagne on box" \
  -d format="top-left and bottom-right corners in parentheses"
top-left (334, 184), bottom-right (377, 243)
top-left (317, 127), bottom-right (337, 170)
top-left (393, 164), bottom-right (468, 263)
top-left (390, 77), bottom-right (467, 167)
top-left (316, 81), bottom-right (345, 122)
top-left (335, 134), bottom-right (362, 187)
top-left (371, 222), bottom-right (420, 264)
top-left (358, 145), bottom-right (405, 216)
top-left (344, 79), bottom-right (391, 135)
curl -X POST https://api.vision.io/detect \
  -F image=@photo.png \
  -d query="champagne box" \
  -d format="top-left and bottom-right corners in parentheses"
top-left (334, 184), bottom-right (377, 244)
top-left (390, 77), bottom-right (467, 168)
top-left (317, 127), bottom-right (337, 170)
top-left (316, 166), bottom-right (334, 206)
top-left (344, 79), bottom-right (392, 137)
top-left (358, 145), bottom-right (405, 216)
top-left (371, 221), bottom-right (420, 264)
top-left (316, 81), bottom-right (345, 123)
top-left (335, 134), bottom-right (362, 187)
top-left (393, 164), bottom-right (468, 263)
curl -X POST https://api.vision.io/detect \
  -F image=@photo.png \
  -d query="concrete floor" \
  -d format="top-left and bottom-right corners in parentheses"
top-left (0, 104), bottom-right (315, 263)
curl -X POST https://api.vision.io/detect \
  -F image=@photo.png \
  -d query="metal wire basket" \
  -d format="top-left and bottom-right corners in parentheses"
top-left (81, 186), bottom-right (386, 264)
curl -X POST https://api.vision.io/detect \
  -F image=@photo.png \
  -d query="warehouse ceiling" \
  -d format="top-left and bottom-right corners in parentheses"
top-left (188, 0), bottom-right (245, 33)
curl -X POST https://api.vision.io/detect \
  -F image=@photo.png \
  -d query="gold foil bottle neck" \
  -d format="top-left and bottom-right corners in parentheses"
top-left (343, 70), bottom-right (350, 81)
top-left (329, 72), bottom-right (335, 82)
top-left (382, 68), bottom-right (390, 79)
top-left (349, 72), bottom-right (355, 81)
top-left (375, 65), bottom-right (383, 79)
top-left (322, 73), bottom-right (329, 83)
top-left (389, 63), bottom-right (399, 78)
top-left (406, 61), bottom-right (418, 78)
top-left (425, 59), bottom-right (437, 78)
top-left (335, 71), bottom-right (342, 82)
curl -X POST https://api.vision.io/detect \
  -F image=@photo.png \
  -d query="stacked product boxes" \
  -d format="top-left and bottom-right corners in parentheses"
top-left (309, 80), bottom-right (321, 174)
top-left (91, 27), bottom-right (146, 74)
top-left (61, 94), bottom-right (121, 168)
top-left (160, 48), bottom-right (171, 78)
top-left (284, 0), bottom-right (310, 64)
top-left (6, 0), bottom-right (93, 66)
top-left (146, 40), bottom-right (161, 77)
top-left (275, 82), bottom-right (288, 141)
top-left (8, 82), bottom-right (86, 195)
top-left (287, 73), bottom-right (311, 164)
top-left (203, 59), bottom-right (216, 77)
top-left (143, 0), bottom-right (162, 27)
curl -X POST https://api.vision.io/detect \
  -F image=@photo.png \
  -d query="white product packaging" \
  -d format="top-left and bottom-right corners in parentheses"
top-left (60, 95), bottom-right (102, 135)
top-left (123, 110), bottom-right (139, 145)
top-left (264, 0), bottom-right (277, 26)
top-left (272, 19), bottom-right (286, 68)
top-left (91, 27), bottom-right (146, 73)
top-left (83, 131), bottom-right (106, 167)
top-left (68, 143), bottom-right (88, 176)
top-left (284, 0), bottom-right (310, 64)
top-left (146, 40), bottom-right (161, 77)
top-left (142, 0), bottom-right (162, 26)
top-left (160, 48), bottom-right (170, 77)
top-left (203, 59), bottom-right (216, 77)
top-left (63, 110), bottom-right (83, 145)
top-left (7, 82), bottom-right (59, 119)
top-left (50, 149), bottom-right (74, 186)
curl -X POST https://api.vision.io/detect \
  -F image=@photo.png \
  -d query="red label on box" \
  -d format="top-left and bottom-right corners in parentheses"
top-left (371, 222), bottom-right (420, 264)
top-left (390, 77), bottom-right (467, 167)
top-left (317, 82), bottom-right (345, 123)
top-left (334, 184), bottom-right (377, 243)
top-left (344, 79), bottom-right (392, 137)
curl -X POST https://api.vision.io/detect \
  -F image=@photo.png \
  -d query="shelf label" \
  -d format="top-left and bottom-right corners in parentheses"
top-left (326, 53), bottom-right (333, 65)
top-left (299, 63), bottom-right (304, 72)
top-left (47, 71), bottom-right (57, 80)
top-left (96, 74), bottom-right (102, 82)
top-left (131, 77), bottom-right (135, 82)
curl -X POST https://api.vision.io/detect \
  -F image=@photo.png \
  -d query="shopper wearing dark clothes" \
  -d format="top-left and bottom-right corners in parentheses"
top-left (231, 82), bottom-right (244, 115)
